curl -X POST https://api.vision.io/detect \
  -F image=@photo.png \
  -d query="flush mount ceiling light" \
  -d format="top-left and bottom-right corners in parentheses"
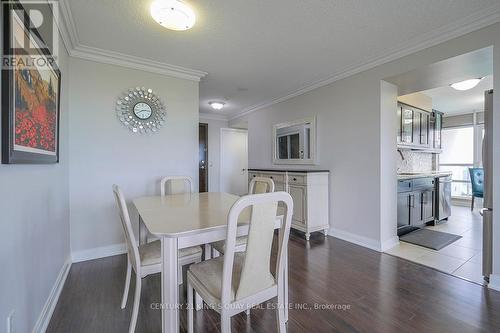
top-left (150, 0), bottom-right (196, 31)
top-left (450, 78), bottom-right (483, 91)
top-left (209, 101), bottom-right (225, 110)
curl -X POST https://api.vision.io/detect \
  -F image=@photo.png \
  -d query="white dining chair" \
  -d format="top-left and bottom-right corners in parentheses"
top-left (211, 177), bottom-right (275, 256)
top-left (160, 175), bottom-right (194, 196)
top-left (186, 191), bottom-right (293, 333)
top-left (112, 185), bottom-right (203, 333)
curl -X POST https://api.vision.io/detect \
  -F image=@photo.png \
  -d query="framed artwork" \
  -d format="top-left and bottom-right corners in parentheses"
top-left (2, 1), bottom-right (61, 164)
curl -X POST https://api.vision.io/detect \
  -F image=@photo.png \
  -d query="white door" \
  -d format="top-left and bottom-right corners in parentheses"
top-left (220, 128), bottom-right (248, 195)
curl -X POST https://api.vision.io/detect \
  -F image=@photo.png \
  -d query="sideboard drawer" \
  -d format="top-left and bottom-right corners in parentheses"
top-left (288, 174), bottom-right (306, 185)
top-left (248, 172), bottom-right (260, 180)
top-left (260, 172), bottom-right (286, 184)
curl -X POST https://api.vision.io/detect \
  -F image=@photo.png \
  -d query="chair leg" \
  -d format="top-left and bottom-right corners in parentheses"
top-left (187, 280), bottom-right (194, 333)
top-left (129, 274), bottom-right (141, 333)
top-left (276, 280), bottom-right (286, 333)
top-left (121, 260), bottom-right (132, 309)
top-left (220, 313), bottom-right (231, 333)
top-left (471, 196), bottom-right (475, 211)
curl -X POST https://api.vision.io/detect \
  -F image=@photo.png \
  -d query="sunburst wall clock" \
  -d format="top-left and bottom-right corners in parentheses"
top-left (116, 87), bottom-right (166, 134)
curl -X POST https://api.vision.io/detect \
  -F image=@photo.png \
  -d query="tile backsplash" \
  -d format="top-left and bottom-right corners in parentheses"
top-left (397, 150), bottom-right (436, 173)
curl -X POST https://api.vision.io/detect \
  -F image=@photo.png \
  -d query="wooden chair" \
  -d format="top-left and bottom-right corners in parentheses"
top-left (211, 177), bottom-right (275, 256)
top-left (112, 185), bottom-right (203, 333)
top-left (186, 191), bottom-right (293, 333)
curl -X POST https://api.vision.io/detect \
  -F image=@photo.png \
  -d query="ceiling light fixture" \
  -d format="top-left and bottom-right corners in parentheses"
top-left (209, 101), bottom-right (225, 110)
top-left (150, 0), bottom-right (196, 31)
top-left (450, 78), bottom-right (483, 91)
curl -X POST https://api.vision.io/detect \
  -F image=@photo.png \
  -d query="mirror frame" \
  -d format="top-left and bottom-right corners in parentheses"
top-left (272, 116), bottom-right (317, 165)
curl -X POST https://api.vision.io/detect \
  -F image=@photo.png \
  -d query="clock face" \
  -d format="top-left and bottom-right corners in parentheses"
top-left (133, 102), bottom-right (152, 120)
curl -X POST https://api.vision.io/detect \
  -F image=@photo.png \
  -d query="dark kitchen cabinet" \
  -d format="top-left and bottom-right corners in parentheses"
top-left (397, 102), bottom-right (437, 150)
top-left (409, 192), bottom-right (424, 226)
top-left (397, 193), bottom-right (410, 229)
top-left (397, 178), bottom-right (436, 235)
top-left (400, 105), bottom-right (414, 145)
top-left (432, 110), bottom-right (443, 150)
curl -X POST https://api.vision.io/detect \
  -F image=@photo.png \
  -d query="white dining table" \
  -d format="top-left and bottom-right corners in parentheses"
top-left (133, 192), bottom-right (288, 333)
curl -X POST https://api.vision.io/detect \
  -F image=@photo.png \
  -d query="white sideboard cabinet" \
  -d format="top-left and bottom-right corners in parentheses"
top-left (248, 169), bottom-right (330, 241)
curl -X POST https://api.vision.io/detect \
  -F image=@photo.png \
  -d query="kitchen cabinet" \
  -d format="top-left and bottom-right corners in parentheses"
top-left (397, 102), bottom-right (439, 151)
top-left (249, 169), bottom-right (329, 241)
top-left (432, 110), bottom-right (443, 150)
top-left (397, 178), bottom-right (436, 235)
top-left (397, 193), bottom-right (410, 229)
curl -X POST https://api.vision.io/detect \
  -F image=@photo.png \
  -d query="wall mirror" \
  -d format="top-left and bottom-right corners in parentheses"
top-left (272, 116), bottom-right (317, 165)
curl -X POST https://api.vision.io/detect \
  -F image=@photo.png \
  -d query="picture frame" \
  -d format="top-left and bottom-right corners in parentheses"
top-left (1, 1), bottom-right (61, 164)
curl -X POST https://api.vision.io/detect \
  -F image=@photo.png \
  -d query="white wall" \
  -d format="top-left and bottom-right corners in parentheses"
top-left (199, 116), bottom-right (228, 192)
top-left (231, 23), bottom-right (500, 260)
top-left (68, 58), bottom-right (199, 257)
top-left (0, 14), bottom-right (70, 333)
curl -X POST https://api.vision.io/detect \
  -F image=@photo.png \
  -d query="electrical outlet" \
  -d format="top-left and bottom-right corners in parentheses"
top-left (6, 311), bottom-right (14, 333)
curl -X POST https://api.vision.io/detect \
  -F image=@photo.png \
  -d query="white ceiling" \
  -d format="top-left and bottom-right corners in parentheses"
top-left (421, 75), bottom-right (493, 115)
top-left (66, 0), bottom-right (500, 119)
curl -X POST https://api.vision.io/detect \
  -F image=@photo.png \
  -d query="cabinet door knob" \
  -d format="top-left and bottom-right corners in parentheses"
top-left (293, 178), bottom-right (297, 181)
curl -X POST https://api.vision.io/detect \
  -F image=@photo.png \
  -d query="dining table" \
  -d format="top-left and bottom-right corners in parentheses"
top-left (133, 191), bottom-right (288, 333)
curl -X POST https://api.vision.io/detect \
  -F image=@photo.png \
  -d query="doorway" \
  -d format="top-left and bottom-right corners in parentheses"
top-left (199, 123), bottom-right (208, 192)
top-left (384, 47), bottom-right (493, 285)
top-left (220, 128), bottom-right (248, 195)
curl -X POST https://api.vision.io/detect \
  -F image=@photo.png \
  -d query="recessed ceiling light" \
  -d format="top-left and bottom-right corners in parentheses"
top-left (450, 78), bottom-right (483, 91)
top-left (150, 0), bottom-right (196, 31)
top-left (209, 101), bottom-right (225, 110)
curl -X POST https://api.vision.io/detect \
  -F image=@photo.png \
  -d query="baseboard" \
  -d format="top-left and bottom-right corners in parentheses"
top-left (329, 228), bottom-right (383, 252)
top-left (32, 257), bottom-right (72, 333)
top-left (489, 274), bottom-right (500, 292)
top-left (380, 236), bottom-right (400, 252)
top-left (71, 243), bottom-right (127, 263)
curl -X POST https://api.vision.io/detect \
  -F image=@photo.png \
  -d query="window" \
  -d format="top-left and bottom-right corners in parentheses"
top-left (439, 125), bottom-right (482, 198)
top-left (439, 126), bottom-right (474, 198)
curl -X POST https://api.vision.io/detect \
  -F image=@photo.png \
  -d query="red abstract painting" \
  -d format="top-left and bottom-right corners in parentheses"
top-left (14, 66), bottom-right (58, 153)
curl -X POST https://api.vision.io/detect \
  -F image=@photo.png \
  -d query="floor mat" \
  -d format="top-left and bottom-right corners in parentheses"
top-left (399, 228), bottom-right (462, 250)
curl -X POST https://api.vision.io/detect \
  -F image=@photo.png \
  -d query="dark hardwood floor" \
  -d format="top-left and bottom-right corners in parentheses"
top-left (47, 232), bottom-right (500, 332)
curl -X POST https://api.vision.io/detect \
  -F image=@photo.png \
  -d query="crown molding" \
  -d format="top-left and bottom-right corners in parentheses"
top-left (53, 0), bottom-right (207, 82)
top-left (56, 0), bottom-right (79, 52)
top-left (229, 3), bottom-right (500, 121)
top-left (199, 112), bottom-right (229, 121)
top-left (71, 44), bottom-right (208, 81)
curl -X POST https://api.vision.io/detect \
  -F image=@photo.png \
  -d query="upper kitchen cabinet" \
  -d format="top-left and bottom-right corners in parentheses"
top-left (397, 102), bottom-right (441, 152)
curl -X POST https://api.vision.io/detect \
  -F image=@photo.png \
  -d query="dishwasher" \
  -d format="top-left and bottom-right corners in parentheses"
top-left (435, 176), bottom-right (452, 222)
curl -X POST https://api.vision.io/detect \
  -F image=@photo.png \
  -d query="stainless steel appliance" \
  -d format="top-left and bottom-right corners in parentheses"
top-left (436, 176), bottom-right (452, 222)
top-left (482, 90), bottom-right (493, 282)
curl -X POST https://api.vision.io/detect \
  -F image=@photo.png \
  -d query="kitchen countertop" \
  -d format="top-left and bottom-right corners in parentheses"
top-left (397, 171), bottom-right (452, 180)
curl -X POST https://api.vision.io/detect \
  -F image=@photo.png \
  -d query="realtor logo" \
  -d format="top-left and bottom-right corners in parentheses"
top-left (2, 0), bottom-right (60, 69)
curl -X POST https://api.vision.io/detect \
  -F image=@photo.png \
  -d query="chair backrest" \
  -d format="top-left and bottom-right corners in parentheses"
top-left (112, 185), bottom-right (141, 272)
top-left (468, 168), bottom-right (484, 195)
top-left (249, 177), bottom-right (275, 194)
top-left (160, 176), bottom-right (194, 196)
top-left (221, 192), bottom-right (293, 304)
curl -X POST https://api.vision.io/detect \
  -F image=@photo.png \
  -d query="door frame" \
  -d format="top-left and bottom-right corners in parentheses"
top-left (199, 123), bottom-right (208, 192)
top-left (220, 128), bottom-right (248, 194)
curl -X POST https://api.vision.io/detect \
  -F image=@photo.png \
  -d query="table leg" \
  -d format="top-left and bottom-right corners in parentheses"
top-left (161, 237), bottom-right (179, 333)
